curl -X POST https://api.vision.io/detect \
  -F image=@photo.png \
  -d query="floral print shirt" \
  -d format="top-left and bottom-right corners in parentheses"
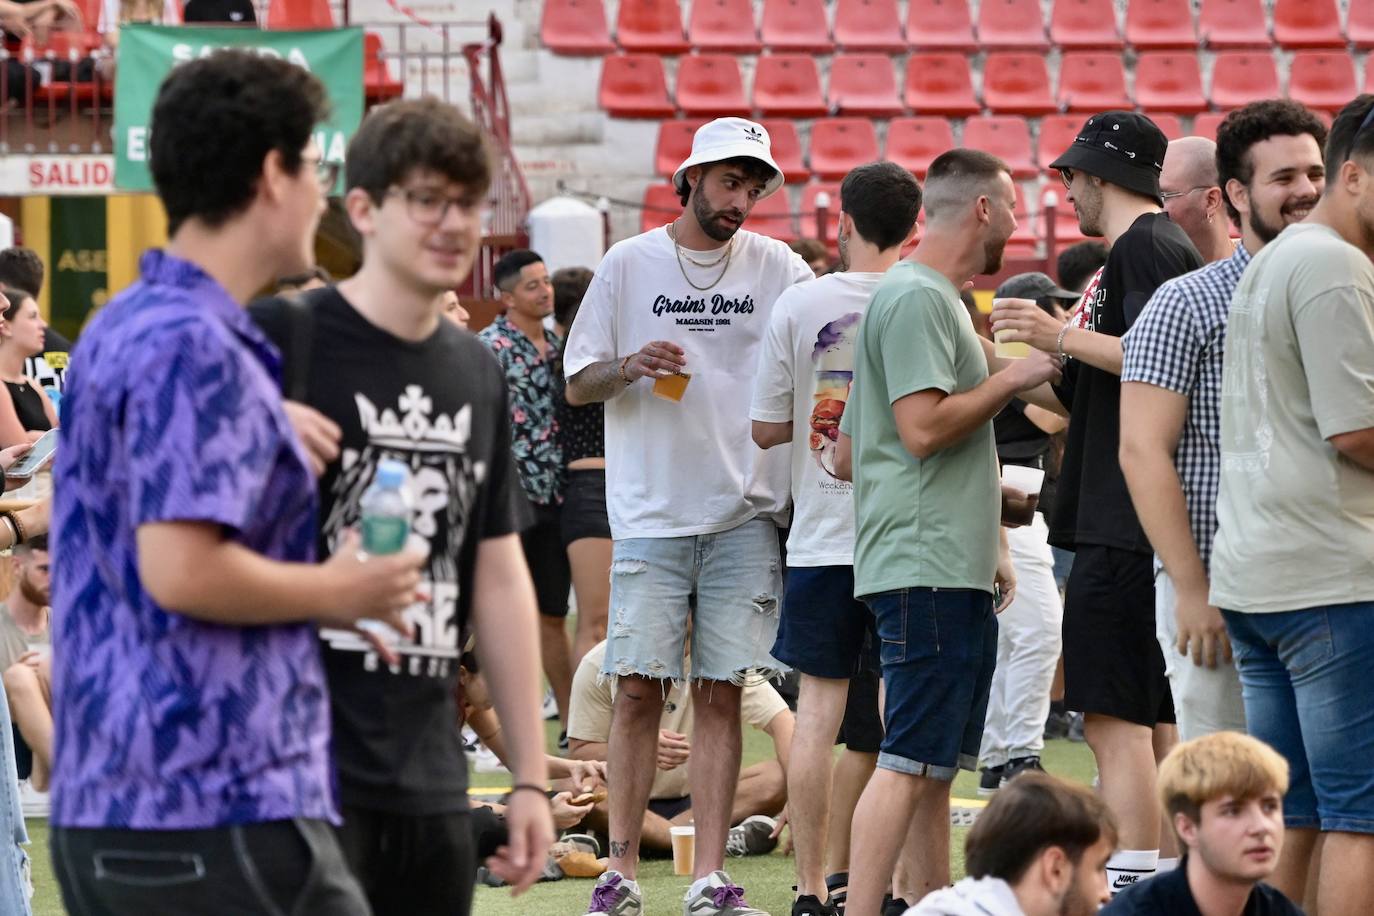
top-left (478, 313), bottom-right (563, 506)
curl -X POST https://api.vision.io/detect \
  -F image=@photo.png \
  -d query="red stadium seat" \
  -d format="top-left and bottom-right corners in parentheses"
top-left (674, 55), bottom-right (747, 117)
top-left (886, 117), bottom-right (956, 176)
top-left (752, 55), bottom-right (829, 117)
top-left (1134, 51), bottom-right (1208, 114)
top-left (1050, 205), bottom-right (1089, 250)
top-left (1050, 0), bottom-right (1124, 49)
top-left (1352, 1), bottom-right (1374, 49)
top-left (903, 53), bottom-right (981, 116)
top-left (749, 188), bottom-right (799, 241)
top-left (828, 54), bottom-right (903, 117)
top-left (1272, 0), bottom-right (1344, 48)
top-left (760, 0), bottom-right (833, 53)
top-left (799, 182), bottom-right (842, 240)
top-left (1124, 0), bottom-right (1197, 48)
top-left (1057, 52), bottom-right (1131, 113)
top-left (599, 55), bottom-right (675, 118)
top-left (266, 0), bottom-right (332, 28)
top-left (1210, 51), bottom-right (1279, 110)
top-left (540, 0), bottom-right (613, 55)
top-left (1286, 51), bottom-right (1357, 113)
top-left (905, 0), bottom-right (977, 51)
top-left (1198, 0), bottom-right (1269, 48)
top-left (1038, 114), bottom-right (1086, 176)
top-left (961, 116), bottom-right (1036, 179)
top-left (1151, 113), bottom-right (1185, 139)
top-left (834, 0), bottom-right (905, 51)
top-left (642, 184), bottom-right (680, 234)
top-left (761, 119), bottom-right (810, 183)
top-left (982, 53), bottom-right (1056, 116)
top-left (687, 0), bottom-right (761, 53)
top-left (809, 118), bottom-right (881, 180)
top-left (977, 0), bottom-right (1049, 51)
top-left (616, 0), bottom-right (688, 53)
top-left (1191, 112), bottom-right (1227, 140)
top-left (654, 120), bottom-right (707, 178)
top-left (1009, 183), bottom-right (1038, 251)
top-left (364, 33), bottom-right (402, 101)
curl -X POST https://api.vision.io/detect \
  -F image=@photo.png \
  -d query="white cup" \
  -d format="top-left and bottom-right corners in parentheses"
top-left (1001, 464), bottom-right (1046, 497)
top-left (669, 825), bottom-right (695, 876)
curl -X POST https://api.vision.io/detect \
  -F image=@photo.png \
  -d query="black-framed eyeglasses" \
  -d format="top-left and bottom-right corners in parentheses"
top-left (300, 154), bottom-right (340, 192)
top-left (1059, 168), bottom-right (1075, 189)
top-left (1160, 185), bottom-right (1212, 201)
top-left (387, 187), bottom-right (478, 226)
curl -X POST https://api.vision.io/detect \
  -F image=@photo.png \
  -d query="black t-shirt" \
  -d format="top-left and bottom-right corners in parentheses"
top-left (182, 0), bottom-right (257, 23)
top-left (252, 288), bottom-right (529, 815)
top-left (996, 401), bottom-right (1056, 517)
top-left (1050, 212), bottom-right (1202, 554)
top-left (1102, 864), bottom-right (1304, 915)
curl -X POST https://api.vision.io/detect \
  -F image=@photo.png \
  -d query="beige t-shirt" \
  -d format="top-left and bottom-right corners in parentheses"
top-left (567, 641), bottom-right (789, 800)
top-left (1211, 223), bottom-right (1374, 613)
top-left (0, 601), bottom-right (48, 672)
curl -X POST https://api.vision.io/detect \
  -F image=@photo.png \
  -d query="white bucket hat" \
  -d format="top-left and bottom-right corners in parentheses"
top-left (672, 117), bottom-right (786, 199)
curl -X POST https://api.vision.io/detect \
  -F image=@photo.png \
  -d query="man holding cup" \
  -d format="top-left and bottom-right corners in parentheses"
top-left (563, 117), bottom-right (812, 916)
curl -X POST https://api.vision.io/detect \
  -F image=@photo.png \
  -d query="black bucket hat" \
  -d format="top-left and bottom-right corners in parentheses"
top-left (1049, 111), bottom-right (1168, 205)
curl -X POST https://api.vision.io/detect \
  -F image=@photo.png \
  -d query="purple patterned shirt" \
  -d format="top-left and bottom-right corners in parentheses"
top-left (50, 250), bottom-right (337, 829)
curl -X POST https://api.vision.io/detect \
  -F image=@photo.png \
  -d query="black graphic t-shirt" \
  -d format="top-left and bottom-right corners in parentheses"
top-left (1102, 865), bottom-right (1302, 916)
top-left (252, 288), bottom-right (529, 815)
top-left (1051, 212), bottom-right (1202, 554)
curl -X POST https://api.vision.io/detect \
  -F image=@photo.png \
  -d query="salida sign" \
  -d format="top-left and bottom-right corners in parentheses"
top-left (0, 156), bottom-right (116, 194)
top-left (113, 25), bottom-right (364, 192)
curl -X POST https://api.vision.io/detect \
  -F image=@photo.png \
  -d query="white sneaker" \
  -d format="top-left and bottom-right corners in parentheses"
top-left (586, 870), bottom-right (643, 915)
top-left (725, 815), bottom-right (778, 857)
top-left (17, 780), bottom-right (47, 819)
top-left (473, 743), bottom-right (508, 774)
top-left (684, 871), bottom-right (768, 915)
top-left (542, 689), bottom-right (560, 721)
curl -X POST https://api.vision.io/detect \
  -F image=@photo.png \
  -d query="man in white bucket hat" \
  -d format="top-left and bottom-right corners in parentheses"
top-left (564, 117), bottom-right (813, 916)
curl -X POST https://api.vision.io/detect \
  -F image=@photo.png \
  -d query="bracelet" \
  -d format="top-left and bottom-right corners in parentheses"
top-left (618, 355), bottom-right (634, 385)
top-left (0, 515), bottom-right (15, 549)
top-left (507, 783), bottom-right (550, 800)
top-left (2, 510), bottom-right (25, 546)
top-left (1056, 323), bottom-right (1073, 363)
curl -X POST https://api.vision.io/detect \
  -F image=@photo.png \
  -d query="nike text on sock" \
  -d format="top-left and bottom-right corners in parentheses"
top-left (1106, 849), bottom-right (1159, 894)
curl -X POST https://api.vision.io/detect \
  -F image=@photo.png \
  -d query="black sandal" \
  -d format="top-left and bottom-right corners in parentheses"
top-left (825, 872), bottom-right (849, 914)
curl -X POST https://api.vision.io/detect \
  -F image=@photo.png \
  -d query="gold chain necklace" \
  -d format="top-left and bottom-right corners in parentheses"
top-left (668, 221), bottom-right (733, 291)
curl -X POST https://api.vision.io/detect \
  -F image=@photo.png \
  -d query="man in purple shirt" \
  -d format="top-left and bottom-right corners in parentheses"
top-left (48, 51), bottom-right (423, 915)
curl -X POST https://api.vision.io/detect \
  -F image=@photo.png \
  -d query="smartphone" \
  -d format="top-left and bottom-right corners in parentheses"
top-left (6, 429), bottom-right (58, 479)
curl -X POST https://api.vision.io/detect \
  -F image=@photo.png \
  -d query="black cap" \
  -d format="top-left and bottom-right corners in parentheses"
top-left (995, 272), bottom-right (1081, 302)
top-left (1048, 111), bottom-right (1168, 205)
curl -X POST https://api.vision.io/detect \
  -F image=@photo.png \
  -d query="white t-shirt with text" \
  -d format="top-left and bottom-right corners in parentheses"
top-left (563, 226), bottom-right (813, 539)
top-left (750, 271), bottom-right (883, 566)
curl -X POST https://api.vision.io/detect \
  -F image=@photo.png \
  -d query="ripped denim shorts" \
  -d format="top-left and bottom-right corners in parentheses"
top-left (600, 517), bottom-right (785, 685)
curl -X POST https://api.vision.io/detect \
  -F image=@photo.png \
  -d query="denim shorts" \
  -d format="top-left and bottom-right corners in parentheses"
top-left (865, 587), bottom-right (997, 780)
top-left (601, 517), bottom-right (784, 684)
top-left (772, 565), bottom-right (877, 679)
top-left (1224, 601), bottom-right (1374, 834)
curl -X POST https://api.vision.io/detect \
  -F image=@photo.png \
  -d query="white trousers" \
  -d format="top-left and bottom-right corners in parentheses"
top-left (979, 514), bottom-right (1064, 767)
top-left (1154, 569), bottom-right (1247, 741)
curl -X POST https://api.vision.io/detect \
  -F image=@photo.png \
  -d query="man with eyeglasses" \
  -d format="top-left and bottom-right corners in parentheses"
top-left (1160, 137), bottom-right (1235, 264)
top-left (251, 97), bottom-right (554, 914)
top-left (990, 110), bottom-right (1203, 896)
top-left (1208, 94), bottom-right (1374, 916)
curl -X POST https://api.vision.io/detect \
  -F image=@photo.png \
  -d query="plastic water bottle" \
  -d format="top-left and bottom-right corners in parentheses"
top-left (360, 459), bottom-right (411, 556)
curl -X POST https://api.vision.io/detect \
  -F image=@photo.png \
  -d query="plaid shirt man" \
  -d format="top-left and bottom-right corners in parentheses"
top-left (1121, 242), bottom-right (1250, 571)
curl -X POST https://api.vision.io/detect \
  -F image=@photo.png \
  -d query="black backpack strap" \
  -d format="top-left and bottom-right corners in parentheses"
top-left (281, 289), bottom-right (324, 402)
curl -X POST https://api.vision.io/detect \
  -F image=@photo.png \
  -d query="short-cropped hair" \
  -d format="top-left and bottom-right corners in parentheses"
top-left (1324, 94), bottom-right (1374, 186)
top-left (922, 149), bottom-right (1012, 223)
top-left (840, 161), bottom-right (922, 251)
top-left (493, 249), bottom-right (544, 293)
top-left (346, 97), bottom-right (492, 206)
top-left (1159, 732), bottom-right (1289, 841)
top-left (0, 248), bottom-right (44, 299)
top-left (965, 772), bottom-right (1117, 885)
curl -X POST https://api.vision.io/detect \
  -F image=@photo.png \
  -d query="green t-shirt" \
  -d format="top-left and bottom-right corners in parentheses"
top-left (840, 261), bottom-right (1000, 598)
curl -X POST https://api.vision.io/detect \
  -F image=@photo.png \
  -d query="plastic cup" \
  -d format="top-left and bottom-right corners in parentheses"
top-left (1001, 465), bottom-right (1045, 527)
top-left (652, 372), bottom-right (692, 402)
top-left (994, 329), bottom-right (1031, 359)
top-left (669, 825), bottom-right (695, 876)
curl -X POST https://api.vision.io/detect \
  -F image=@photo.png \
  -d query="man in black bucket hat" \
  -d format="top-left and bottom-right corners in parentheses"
top-left (991, 110), bottom-right (1203, 897)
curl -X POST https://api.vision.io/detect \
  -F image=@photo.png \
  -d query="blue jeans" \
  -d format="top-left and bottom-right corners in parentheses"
top-left (1224, 601), bottom-right (1374, 833)
top-left (0, 680), bottom-right (31, 914)
top-left (865, 588), bottom-right (997, 780)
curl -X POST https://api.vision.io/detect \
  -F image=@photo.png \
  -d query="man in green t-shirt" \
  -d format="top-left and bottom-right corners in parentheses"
top-left (836, 149), bottom-right (1063, 915)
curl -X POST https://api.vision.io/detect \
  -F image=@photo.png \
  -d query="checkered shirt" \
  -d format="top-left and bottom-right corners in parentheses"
top-left (1121, 243), bottom-right (1251, 571)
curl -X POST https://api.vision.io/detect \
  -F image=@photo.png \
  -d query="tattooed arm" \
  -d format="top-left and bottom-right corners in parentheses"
top-left (566, 340), bottom-right (687, 406)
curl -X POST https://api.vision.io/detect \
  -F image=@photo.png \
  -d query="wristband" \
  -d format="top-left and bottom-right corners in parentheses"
top-left (618, 355), bottom-right (634, 385)
top-left (2, 510), bottom-right (25, 546)
top-left (507, 783), bottom-right (550, 800)
top-left (1056, 323), bottom-right (1073, 363)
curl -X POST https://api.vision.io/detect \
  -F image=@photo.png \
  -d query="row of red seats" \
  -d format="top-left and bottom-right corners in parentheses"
top-left (602, 50), bottom-right (1369, 120)
top-left (546, 0), bottom-right (1374, 56)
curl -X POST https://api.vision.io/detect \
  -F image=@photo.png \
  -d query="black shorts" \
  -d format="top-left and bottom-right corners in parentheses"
top-left (1062, 544), bottom-right (1175, 727)
top-left (52, 819), bottom-right (368, 916)
top-left (561, 468), bottom-right (611, 546)
top-left (835, 664), bottom-right (883, 754)
top-left (521, 502), bottom-right (573, 618)
top-left (337, 806), bottom-right (476, 916)
top-left (648, 795), bottom-right (693, 821)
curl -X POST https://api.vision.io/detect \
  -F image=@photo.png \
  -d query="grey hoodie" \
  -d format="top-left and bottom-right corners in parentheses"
top-left (905, 877), bottom-right (1025, 916)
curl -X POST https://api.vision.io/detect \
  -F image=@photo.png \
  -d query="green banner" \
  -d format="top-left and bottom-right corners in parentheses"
top-left (49, 197), bottom-right (108, 342)
top-left (113, 25), bottom-right (365, 192)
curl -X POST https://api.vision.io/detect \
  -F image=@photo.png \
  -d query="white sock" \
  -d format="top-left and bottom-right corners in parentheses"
top-left (1155, 857), bottom-right (1180, 874)
top-left (1106, 849), bottom-right (1159, 895)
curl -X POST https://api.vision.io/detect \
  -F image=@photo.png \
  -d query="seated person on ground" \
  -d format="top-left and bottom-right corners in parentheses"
top-left (567, 638), bottom-right (792, 858)
top-left (0, 538), bottom-right (50, 789)
top-left (911, 771), bottom-right (1115, 916)
top-left (1103, 732), bottom-right (1302, 916)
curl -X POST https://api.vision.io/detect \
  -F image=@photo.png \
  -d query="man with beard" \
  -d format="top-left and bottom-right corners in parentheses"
top-left (1209, 94), bottom-right (1374, 916)
top-left (838, 150), bottom-right (1062, 916)
top-left (564, 117), bottom-right (812, 916)
top-left (1160, 137), bottom-right (1235, 265)
top-left (990, 112), bottom-right (1203, 896)
top-left (1, 538), bottom-right (50, 788)
top-left (1120, 100), bottom-right (1327, 746)
top-left (1103, 732), bottom-right (1301, 916)
top-left (909, 772), bottom-right (1116, 916)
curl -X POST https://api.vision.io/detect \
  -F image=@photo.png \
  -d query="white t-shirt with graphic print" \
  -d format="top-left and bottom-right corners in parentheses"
top-left (563, 226), bottom-right (813, 539)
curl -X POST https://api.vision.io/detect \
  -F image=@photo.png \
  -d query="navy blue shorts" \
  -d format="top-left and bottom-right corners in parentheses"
top-left (865, 587), bottom-right (997, 780)
top-left (772, 565), bottom-right (877, 679)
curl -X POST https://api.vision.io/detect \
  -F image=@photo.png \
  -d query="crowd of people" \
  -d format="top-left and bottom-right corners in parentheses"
top-left (0, 37), bottom-right (1358, 916)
